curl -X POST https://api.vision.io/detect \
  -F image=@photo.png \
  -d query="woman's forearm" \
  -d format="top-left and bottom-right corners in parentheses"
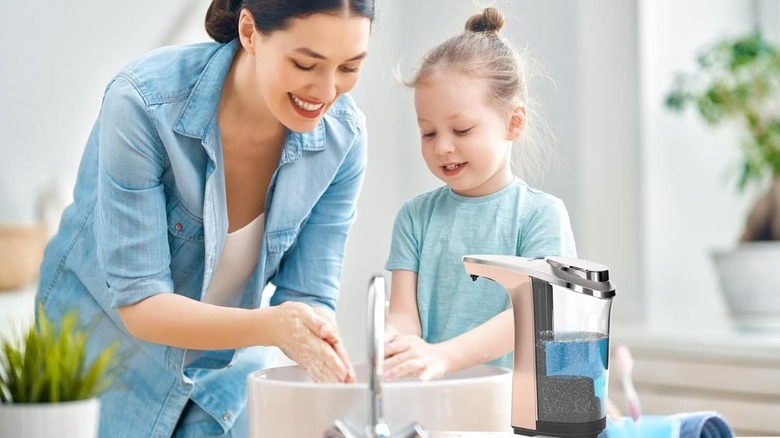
top-left (117, 293), bottom-right (276, 350)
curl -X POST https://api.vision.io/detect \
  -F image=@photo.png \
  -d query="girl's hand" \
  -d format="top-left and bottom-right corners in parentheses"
top-left (271, 301), bottom-right (355, 383)
top-left (383, 334), bottom-right (448, 381)
top-left (384, 323), bottom-right (402, 343)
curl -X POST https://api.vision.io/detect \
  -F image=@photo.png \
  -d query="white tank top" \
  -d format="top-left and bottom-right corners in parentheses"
top-left (202, 213), bottom-right (265, 306)
top-left (184, 213), bottom-right (264, 367)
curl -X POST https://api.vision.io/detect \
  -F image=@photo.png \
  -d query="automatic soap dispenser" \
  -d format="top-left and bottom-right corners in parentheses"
top-left (463, 255), bottom-right (616, 438)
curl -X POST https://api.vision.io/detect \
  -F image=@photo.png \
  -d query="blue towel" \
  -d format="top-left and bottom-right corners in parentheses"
top-left (598, 411), bottom-right (733, 438)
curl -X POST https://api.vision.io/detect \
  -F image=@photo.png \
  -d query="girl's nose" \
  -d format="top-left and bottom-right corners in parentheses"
top-left (433, 136), bottom-right (455, 155)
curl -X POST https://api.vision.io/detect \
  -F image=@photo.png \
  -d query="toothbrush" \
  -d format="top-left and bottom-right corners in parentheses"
top-left (615, 345), bottom-right (642, 422)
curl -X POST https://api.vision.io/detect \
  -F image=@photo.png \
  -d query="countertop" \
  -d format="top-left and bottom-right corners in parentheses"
top-left (611, 320), bottom-right (780, 363)
top-left (430, 434), bottom-right (774, 437)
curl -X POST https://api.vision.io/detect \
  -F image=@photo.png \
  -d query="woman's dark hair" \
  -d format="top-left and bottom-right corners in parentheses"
top-left (205, 0), bottom-right (376, 43)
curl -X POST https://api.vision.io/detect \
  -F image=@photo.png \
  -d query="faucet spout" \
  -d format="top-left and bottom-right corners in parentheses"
top-left (326, 274), bottom-right (428, 438)
top-left (367, 274), bottom-right (390, 438)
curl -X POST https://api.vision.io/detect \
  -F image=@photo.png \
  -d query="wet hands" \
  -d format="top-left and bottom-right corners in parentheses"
top-left (274, 301), bottom-right (355, 384)
top-left (384, 334), bottom-right (447, 382)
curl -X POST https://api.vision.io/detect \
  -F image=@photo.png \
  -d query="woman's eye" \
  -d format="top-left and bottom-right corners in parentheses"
top-left (454, 127), bottom-right (473, 136)
top-left (340, 65), bottom-right (360, 74)
top-left (293, 61), bottom-right (315, 71)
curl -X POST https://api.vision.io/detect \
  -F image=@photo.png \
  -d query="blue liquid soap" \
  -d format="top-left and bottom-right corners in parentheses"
top-left (535, 331), bottom-right (609, 424)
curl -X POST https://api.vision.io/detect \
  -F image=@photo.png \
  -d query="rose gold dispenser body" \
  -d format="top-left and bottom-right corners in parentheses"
top-left (463, 255), bottom-right (616, 438)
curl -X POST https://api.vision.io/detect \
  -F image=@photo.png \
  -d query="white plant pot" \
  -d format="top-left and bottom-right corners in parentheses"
top-left (0, 398), bottom-right (100, 438)
top-left (712, 241), bottom-right (780, 329)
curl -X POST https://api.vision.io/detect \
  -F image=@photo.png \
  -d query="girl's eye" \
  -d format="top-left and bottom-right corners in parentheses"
top-left (454, 127), bottom-right (473, 136)
top-left (422, 132), bottom-right (436, 139)
top-left (293, 61), bottom-right (315, 71)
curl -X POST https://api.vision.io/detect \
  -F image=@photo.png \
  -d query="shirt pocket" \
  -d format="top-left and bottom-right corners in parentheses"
top-left (166, 195), bottom-right (205, 295)
top-left (265, 226), bottom-right (300, 273)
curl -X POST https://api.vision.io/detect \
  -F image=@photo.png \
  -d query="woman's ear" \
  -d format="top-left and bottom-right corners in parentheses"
top-left (238, 9), bottom-right (257, 55)
top-left (506, 105), bottom-right (527, 141)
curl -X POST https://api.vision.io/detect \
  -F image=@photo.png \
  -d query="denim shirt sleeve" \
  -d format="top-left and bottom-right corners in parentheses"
top-left (269, 122), bottom-right (368, 311)
top-left (95, 75), bottom-right (175, 308)
top-left (518, 196), bottom-right (578, 259)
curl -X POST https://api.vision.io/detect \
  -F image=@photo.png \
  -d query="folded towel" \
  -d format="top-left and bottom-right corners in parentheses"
top-left (598, 411), bottom-right (733, 438)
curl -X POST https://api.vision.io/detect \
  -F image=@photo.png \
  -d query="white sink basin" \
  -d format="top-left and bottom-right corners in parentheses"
top-left (247, 364), bottom-right (512, 437)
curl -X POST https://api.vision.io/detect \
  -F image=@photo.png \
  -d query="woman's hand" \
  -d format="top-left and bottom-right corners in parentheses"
top-left (270, 301), bottom-right (355, 384)
top-left (311, 306), bottom-right (356, 383)
top-left (383, 334), bottom-right (448, 381)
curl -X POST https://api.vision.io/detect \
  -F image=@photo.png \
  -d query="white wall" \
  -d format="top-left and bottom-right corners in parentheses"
top-left (0, 1), bottom-right (209, 224)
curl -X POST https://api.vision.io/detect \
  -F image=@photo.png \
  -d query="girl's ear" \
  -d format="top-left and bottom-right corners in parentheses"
top-left (506, 105), bottom-right (527, 141)
top-left (238, 9), bottom-right (258, 55)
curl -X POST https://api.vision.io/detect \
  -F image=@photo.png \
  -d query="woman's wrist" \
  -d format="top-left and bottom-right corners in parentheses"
top-left (247, 306), bottom-right (279, 347)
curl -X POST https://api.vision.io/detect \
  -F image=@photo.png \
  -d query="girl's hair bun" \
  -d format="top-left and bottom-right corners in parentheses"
top-left (465, 7), bottom-right (505, 34)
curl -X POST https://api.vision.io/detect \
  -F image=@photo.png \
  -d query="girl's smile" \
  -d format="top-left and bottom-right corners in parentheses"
top-left (441, 161), bottom-right (467, 177)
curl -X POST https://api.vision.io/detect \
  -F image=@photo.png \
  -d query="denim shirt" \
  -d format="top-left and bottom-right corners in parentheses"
top-left (37, 39), bottom-right (367, 437)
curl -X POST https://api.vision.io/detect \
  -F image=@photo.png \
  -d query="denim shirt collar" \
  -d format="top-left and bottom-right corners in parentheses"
top-left (172, 39), bottom-right (326, 164)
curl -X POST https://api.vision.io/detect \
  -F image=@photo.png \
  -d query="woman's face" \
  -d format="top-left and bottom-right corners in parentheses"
top-left (247, 12), bottom-right (370, 133)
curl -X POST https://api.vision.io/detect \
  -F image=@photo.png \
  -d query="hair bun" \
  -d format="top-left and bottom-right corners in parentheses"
top-left (465, 7), bottom-right (505, 34)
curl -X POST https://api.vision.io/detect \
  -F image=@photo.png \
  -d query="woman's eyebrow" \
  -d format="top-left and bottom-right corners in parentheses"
top-left (293, 47), bottom-right (368, 62)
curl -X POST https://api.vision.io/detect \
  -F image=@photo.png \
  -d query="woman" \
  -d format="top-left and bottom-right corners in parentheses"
top-left (37, 0), bottom-right (374, 436)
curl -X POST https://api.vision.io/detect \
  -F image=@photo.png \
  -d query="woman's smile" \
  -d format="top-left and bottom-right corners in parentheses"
top-left (288, 93), bottom-right (325, 118)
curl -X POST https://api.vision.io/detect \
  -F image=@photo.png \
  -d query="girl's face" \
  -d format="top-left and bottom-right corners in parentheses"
top-left (415, 72), bottom-right (523, 197)
top-left (243, 12), bottom-right (370, 133)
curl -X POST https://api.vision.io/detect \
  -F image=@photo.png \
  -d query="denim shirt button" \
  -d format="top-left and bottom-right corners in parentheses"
top-left (223, 412), bottom-right (231, 421)
top-left (174, 222), bottom-right (183, 231)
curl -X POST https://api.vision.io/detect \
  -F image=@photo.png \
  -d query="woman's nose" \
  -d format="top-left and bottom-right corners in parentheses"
top-left (311, 71), bottom-right (338, 103)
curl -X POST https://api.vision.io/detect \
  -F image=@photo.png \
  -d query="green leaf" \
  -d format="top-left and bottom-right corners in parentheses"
top-left (665, 30), bottom-right (780, 193)
top-left (0, 303), bottom-right (120, 404)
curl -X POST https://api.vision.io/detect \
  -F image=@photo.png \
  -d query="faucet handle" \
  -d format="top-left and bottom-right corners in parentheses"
top-left (324, 419), bottom-right (360, 438)
top-left (393, 422), bottom-right (429, 438)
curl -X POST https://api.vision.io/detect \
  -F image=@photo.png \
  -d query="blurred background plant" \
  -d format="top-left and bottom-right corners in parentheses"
top-left (0, 306), bottom-right (120, 403)
top-left (666, 31), bottom-right (780, 241)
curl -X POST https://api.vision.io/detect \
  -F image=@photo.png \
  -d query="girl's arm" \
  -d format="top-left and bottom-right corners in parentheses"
top-left (436, 308), bottom-right (513, 372)
top-left (385, 269), bottom-right (422, 339)
top-left (384, 307), bottom-right (513, 381)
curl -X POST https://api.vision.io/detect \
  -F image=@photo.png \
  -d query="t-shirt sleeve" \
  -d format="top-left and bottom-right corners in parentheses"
top-left (385, 200), bottom-right (420, 272)
top-left (518, 196), bottom-right (577, 258)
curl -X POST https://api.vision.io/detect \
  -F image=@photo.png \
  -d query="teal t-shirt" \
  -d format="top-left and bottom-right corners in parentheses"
top-left (385, 179), bottom-right (577, 369)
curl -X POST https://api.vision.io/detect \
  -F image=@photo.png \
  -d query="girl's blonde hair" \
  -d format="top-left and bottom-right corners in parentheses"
top-left (405, 7), bottom-right (554, 181)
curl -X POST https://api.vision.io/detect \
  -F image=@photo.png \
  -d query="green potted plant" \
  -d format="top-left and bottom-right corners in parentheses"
top-left (0, 305), bottom-right (120, 438)
top-left (666, 30), bottom-right (780, 327)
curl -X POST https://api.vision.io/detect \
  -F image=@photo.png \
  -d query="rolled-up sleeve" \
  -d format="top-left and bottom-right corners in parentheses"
top-left (95, 75), bottom-right (174, 308)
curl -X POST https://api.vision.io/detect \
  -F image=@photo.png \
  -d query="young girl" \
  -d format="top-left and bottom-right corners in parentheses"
top-left (384, 7), bottom-right (576, 381)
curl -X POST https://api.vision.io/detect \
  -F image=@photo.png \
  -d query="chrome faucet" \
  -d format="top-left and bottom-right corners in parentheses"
top-left (324, 275), bottom-right (428, 438)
